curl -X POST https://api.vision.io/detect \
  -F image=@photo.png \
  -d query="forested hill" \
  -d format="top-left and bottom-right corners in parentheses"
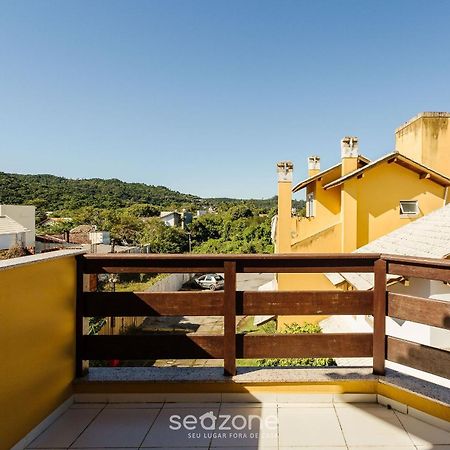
top-left (0, 172), bottom-right (200, 210)
top-left (0, 172), bottom-right (305, 212)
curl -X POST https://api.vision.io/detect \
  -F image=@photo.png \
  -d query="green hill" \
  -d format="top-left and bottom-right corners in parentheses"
top-left (0, 172), bottom-right (200, 211)
top-left (0, 172), bottom-right (304, 212)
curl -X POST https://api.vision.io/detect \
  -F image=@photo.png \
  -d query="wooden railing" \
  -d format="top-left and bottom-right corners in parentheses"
top-left (383, 255), bottom-right (450, 380)
top-left (75, 253), bottom-right (450, 378)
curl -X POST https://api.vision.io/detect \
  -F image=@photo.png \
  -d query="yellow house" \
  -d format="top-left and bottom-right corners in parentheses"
top-left (276, 112), bottom-right (450, 325)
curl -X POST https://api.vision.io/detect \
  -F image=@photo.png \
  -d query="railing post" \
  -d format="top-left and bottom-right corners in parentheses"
top-left (373, 257), bottom-right (387, 375)
top-left (224, 261), bottom-right (237, 376)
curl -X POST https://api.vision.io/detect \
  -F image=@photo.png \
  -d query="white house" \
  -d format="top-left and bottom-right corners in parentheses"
top-left (0, 205), bottom-right (35, 250)
top-left (160, 211), bottom-right (181, 227)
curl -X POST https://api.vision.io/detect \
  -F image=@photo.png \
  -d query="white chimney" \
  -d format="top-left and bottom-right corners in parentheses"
top-left (341, 136), bottom-right (359, 158)
top-left (308, 156), bottom-right (321, 176)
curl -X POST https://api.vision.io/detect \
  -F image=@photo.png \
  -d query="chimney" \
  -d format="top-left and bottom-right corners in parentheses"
top-left (341, 136), bottom-right (359, 176)
top-left (308, 156), bottom-right (321, 177)
top-left (276, 161), bottom-right (294, 253)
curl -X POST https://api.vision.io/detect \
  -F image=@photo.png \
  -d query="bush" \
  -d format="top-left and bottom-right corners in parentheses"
top-left (257, 322), bottom-right (337, 368)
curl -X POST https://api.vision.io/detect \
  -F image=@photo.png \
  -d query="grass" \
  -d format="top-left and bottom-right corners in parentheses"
top-left (109, 273), bottom-right (169, 292)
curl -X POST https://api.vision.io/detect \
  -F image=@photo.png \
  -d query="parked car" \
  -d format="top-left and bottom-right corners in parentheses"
top-left (194, 273), bottom-right (224, 291)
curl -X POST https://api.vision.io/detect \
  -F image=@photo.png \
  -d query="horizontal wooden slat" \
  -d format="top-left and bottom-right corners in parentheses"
top-left (386, 336), bottom-right (450, 379)
top-left (82, 333), bottom-right (373, 360)
top-left (237, 333), bottom-right (373, 358)
top-left (82, 334), bottom-right (223, 359)
top-left (80, 253), bottom-right (379, 274)
top-left (83, 291), bottom-right (223, 317)
top-left (387, 261), bottom-right (450, 282)
top-left (237, 291), bottom-right (373, 315)
top-left (388, 293), bottom-right (450, 329)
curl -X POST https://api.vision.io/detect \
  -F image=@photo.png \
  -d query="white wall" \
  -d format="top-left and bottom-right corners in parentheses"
top-left (0, 205), bottom-right (35, 247)
top-left (146, 273), bottom-right (193, 292)
top-left (0, 233), bottom-right (20, 250)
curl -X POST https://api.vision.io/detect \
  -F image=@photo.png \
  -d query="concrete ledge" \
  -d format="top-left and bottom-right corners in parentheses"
top-left (77, 366), bottom-right (378, 384)
top-left (0, 249), bottom-right (85, 271)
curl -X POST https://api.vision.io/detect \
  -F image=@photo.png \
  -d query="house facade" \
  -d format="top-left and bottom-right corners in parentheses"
top-left (275, 112), bottom-right (450, 325)
top-left (0, 204), bottom-right (35, 251)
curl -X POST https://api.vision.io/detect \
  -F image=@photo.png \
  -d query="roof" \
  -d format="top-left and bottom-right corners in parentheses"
top-left (323, 152), bottom-right (450, 190)
top-left (327, 203), bottom-right (450, 290)
top-left (70, 224), bottom-right (96, 233)
top-left (0, 216), bottom-right (29, 235)
top-left (292, 155), bottom-right (370, 193)
top-left (160, 211), bottom-right (180, 219)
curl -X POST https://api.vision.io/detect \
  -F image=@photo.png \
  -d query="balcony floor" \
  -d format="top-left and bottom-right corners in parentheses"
top-left (27, 400), bottom-right (450, 449)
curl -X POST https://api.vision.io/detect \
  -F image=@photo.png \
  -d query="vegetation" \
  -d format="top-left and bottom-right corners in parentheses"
top-left (237, 320), bottom-right (336, 367)
top-left (257, 322), bottom-right (336, 367)
top-left (0, 244), bottom-right (32, 260)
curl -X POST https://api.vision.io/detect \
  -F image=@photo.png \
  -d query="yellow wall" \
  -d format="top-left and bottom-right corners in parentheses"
top-left (277, 153), bottom-right (447, 324)
top-left (0, 254), bottom-right (78, 450)
top-left (396, 114), bottom-right (450, 177)
top-left (277, 180), bottom-right (293, 253)
top-left (293, 166), bottom-right (341, 243)
top-left (353, 161), bottom-right (446, 247)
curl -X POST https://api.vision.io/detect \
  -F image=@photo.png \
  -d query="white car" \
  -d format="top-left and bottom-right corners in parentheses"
top-left (195, 273), bottom-right (225, 291)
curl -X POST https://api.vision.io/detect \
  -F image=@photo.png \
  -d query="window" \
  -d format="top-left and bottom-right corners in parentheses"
top-left (400, 200), bottom-right (419, 216)
top-left (306, 193), bottom-right (315, 218)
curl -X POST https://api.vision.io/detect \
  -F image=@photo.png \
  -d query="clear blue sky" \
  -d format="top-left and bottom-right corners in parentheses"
top-left (1, 1), bottom-right (450, 199)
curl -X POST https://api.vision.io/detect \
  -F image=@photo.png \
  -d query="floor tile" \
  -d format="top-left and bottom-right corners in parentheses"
top-left (210, 406), bottom-right (278, 447)
top-left (395, 411), bottom-right (450, 446)
top-left (416, 446), bottom-right (450, 450)
top-left (276, 393), bottom-right (333, 403)
top-left (106, 402), bottom-right (163, 409)
top-left (335, 403), bottom-right (414, 446)
top-left (70, 403), bottom-right (107, 409)
top-left (347, 447), bottom-right (415, 450)
top-left (141, 406), bottom-right (220, 448)
top-left (27, 408), bottom-right (102, 448)
top-left (163, 402), bottom-right (221, 409)
top-left (71, 408), bottom-right (158, 448)
top-left (278, 406), bottom-right (345, 447)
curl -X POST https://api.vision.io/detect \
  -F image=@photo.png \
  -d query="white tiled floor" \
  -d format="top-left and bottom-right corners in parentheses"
top-left (27, 401), bottom-right (450, 449)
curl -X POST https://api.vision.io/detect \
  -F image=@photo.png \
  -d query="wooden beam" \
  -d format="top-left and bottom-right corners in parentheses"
top-left (387, 336), bottom-right (450, 379)
top-left (223, 261), bottom-right (237, 376)
top-left (82, 334), bottom-right (224, 360)
top-left (238, 333), bottom-right (373, 358)
top-left (388, 293), bottom-right (450, 329)
top-left (236, 290), bottom-right (373, 315)
top-left (83, 291), bottom-right (224, 317)
top-left (387, 261), bottom-right (450, 282)
top-left (373, 258), bottom-right (387, 375)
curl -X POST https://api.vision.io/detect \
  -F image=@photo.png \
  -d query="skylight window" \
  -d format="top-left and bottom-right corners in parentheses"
top-left (400, 200), bottom-right (419, 216)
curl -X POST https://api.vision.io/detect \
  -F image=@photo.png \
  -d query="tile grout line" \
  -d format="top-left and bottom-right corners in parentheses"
top-left (332, 401), bottom-right (350, 450)
top-left (393, 409), bottom-right (420, 447)
top-left (138, 403), bottom-right (165, 449)
top-left (66, 402), bottom-right (108, 449)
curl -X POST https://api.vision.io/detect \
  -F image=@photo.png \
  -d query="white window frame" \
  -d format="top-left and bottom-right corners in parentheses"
top-left (306, 193), bottom-right (315, 218)
top-left (399, 200), bottom-right (419, 216)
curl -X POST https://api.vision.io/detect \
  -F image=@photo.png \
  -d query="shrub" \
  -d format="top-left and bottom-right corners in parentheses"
top-left (257, 322), bottom-right (337, 368)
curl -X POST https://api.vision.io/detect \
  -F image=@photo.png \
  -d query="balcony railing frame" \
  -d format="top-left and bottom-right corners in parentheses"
top-left (75, 253), bottom-right (450, 378)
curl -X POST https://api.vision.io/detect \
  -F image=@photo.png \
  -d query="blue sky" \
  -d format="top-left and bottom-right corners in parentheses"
top-left (1, 0), bottom-right (450, 199)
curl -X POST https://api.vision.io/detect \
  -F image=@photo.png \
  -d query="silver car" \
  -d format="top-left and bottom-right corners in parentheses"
top-left (195, 273), bottom-right (224, 291)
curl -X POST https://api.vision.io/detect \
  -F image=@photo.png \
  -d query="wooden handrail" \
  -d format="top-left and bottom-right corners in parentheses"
top-left (75, 253), bottom-right (450, 379)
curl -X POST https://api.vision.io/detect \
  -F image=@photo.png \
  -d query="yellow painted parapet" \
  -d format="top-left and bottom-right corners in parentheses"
top-left (0, 251), bottom-right (80, 450)
top-left (276, 161), bottom-right (294, 254)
